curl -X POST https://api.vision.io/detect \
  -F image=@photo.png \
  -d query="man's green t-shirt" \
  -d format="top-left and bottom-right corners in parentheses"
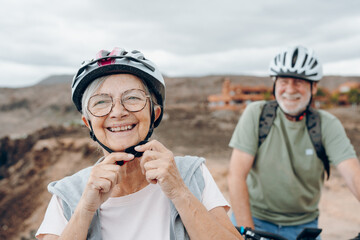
top-left (229, 101), bottom-right (357, 225)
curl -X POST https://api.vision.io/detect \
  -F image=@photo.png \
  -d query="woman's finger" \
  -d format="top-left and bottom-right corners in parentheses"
top-left (135, 139), bottom-right (168, 153)
top-left (143, 158), bottom-right (168, 172)
top-left (139, 150), bottom-right (159, 173)
top-left (90, 177), bottom-right (113, 193)
top-left (101, 152), bottom-right (134, 165)
top-left (145, 169), bottom-right (159, 184)
top-left (90, 166), bottom-right (120, 186)
top-left (97, 164), bottom-right (121, 173)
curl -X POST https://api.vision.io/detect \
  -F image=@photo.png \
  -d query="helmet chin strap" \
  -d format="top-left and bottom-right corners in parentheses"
top-left (281, 107), bottom-right (308, 121)
top-left (87, 100), bottom-right (156, 166)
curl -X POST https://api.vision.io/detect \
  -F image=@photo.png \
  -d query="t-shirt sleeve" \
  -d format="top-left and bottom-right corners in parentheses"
top-left (229, 101), bottom-right (263, 156)
top-left (201, 163), bottom-right (230, 212)
top-left (321, 111), bottom-right (357, 166)
top-left (36, 195), bottom-right (68, 239)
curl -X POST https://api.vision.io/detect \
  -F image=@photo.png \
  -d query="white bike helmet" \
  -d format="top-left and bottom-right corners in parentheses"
top-left (71, 47), bottom-right (165, 127)
top-left (269, 46), bottom-right (323, 82)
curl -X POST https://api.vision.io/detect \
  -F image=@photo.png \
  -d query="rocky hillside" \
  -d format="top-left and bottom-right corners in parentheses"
top-left (1, 74), bottom-right (360, 139)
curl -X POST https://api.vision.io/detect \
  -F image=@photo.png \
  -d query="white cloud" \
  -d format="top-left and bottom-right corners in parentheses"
top-left (324, 58), bottom-right (360, 76)
top-left (0, 0), bottom-right (359, 87)
top-left (149, 47), bottom-right (274, 77)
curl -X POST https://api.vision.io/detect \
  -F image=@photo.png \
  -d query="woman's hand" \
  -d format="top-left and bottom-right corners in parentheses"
top-left (79, 153), bottom-right (134, 213)
top-left (135, 140), bottom-right (186, 200)
top-left (136, 141), bottom-right (242, 239)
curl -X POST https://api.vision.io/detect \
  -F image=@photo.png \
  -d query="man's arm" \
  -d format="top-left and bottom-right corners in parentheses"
top-left (227, 148), bottom-right (255, 228)
top-left (336, 158), bottom-right (360, 201)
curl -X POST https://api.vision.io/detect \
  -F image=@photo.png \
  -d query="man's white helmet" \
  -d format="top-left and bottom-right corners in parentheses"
top-left (269, 45), bottom-right (323, 82)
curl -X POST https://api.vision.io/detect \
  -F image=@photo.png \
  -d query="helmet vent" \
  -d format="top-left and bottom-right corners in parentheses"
top-left (291, 48), bottom-right (299, 68)
top-left (308, 57), bottom-right (314, 66)
top-left (301, 54), bottom-right (308, 68)
top-left (283, 52), bottom-right (287, 65)
top-left (311, 60), bottom-right (318, 69)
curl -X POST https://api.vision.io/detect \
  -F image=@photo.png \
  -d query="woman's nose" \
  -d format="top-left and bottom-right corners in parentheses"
top-left (109, 98), bottom-right (129, 117)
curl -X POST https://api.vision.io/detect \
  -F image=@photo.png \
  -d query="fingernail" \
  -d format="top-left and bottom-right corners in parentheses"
top-left (127, 154), bottom-right (134, 159)
top-left (134, 146), bottom-right (141, 150)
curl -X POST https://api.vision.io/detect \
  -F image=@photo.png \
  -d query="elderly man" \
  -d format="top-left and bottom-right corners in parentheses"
top-left (228, 45), bottom-right (360, 239)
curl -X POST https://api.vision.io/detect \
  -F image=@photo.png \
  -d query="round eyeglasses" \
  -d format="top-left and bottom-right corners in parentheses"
top-left (88, 89), bottom-right (151, 117)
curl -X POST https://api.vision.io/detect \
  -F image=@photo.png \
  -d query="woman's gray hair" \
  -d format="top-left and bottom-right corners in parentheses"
top-left (81, 75), bottom-right (158, 120)
top-left (81, 76), bottom-right (107, 120)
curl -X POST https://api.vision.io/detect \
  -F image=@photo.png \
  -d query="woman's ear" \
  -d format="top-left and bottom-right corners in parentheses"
top-left (82, 116), bottom-right (90, 129)
top-left (154, 105), bottom-right (162, 122)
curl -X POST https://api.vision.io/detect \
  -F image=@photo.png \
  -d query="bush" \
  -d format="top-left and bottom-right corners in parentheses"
top-left (330, 93), bottom-right (339, 105)
top-left (348, 88), bottom-right (360, 105)
top-left (316, 87), bottom-right (327, 97)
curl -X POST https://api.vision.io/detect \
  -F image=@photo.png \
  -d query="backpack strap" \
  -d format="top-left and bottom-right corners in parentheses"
top-left (258, 100), bottom-right (278, 147)
top-left (306, 107), bottom-right (330, 179)
top-left (258, 101), bottom-right (330, 179)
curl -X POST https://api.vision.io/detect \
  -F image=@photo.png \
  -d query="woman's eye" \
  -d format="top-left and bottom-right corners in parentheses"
top-left (94, 100), bottom-right (110, 106)
top-left (126, 96), bottom-right (141, 101)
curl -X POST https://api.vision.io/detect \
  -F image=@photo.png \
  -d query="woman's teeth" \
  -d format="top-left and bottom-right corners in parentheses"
top-left (109, 125), bottom-right (134, 132)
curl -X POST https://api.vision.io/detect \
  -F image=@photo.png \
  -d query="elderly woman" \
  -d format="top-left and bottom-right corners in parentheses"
top-left (36, 47), bottom-right (242, 240)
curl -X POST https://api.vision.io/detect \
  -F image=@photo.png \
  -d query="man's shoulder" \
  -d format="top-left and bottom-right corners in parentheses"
top-left (316, 109), bottom-right (341, 126)
top-left (316, 109), bottom-right (346, 137)
top-left (246, 100), bottom-right (267, 109)
top-left (317, 109), bottom-right (338, 120)
top-left (243, 100), bottom-right (267, 116)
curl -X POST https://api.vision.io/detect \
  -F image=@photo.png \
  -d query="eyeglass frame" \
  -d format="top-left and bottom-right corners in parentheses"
top-left (87, 88), bottom-right (152, 117)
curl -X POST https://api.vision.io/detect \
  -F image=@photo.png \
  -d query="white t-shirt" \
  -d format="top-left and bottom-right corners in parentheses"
top-left (36, 164), bottom-right (229, 240)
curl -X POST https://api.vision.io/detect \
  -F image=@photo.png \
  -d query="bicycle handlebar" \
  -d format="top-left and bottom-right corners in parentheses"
top-left (237, 225), bottom-right (359, 240)
top-left (236, 226), bottom-right (288, 240)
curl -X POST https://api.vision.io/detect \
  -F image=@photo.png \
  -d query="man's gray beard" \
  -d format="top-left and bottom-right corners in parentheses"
top-left (277, 93), bottom-right (311, 116)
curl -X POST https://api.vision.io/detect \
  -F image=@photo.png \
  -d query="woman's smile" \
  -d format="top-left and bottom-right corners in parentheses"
top-left (107, 123), bottom-right (137, 133)
top-left (105, 122), bottom-right (140, 148)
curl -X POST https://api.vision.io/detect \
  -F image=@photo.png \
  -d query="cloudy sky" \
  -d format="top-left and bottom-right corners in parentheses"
top-left (1, 0), bottom-right (359, 87)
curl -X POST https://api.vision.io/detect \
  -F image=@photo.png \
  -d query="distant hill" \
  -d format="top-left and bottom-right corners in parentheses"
top-left (1, 73), bottom-right (359, 138)
top-left (34, 73), bottom-right (360, 91)
top-left (36, 74), bottom-right (73, 85)
top-left (319, 75), bottom-right (360, 90)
